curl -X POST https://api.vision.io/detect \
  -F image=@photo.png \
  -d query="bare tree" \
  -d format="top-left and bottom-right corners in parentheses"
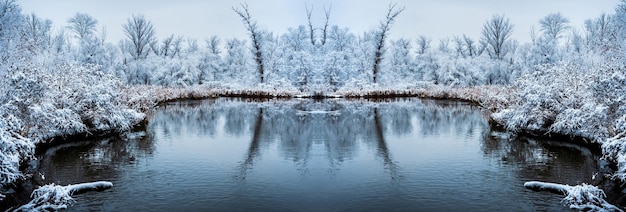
top-left (305, 4), bottom-right (315, 46)
top-left (123, 14), bottom-right (156, 60)
top-left (170, 35), bottom-right (183, 58)
top-left (453, 36), bottom-right (465, 58)
top-left (186, 37), bottom-right (199, 53)
top-left (527, 26), bottom-right (537, 45)
top-left (416, 35), bottom-right (431, 54)
top-left (438, 37), bottom-right (450, 53)
top-left (305, 4), bottom-right (331, 46)
top-left (206, 36), bottom-right (221, 55)
top-left (372, 3), bottom-right (405, 83)
top-left (539, 13), bottom-right (570, 40)
top-left (584, 13), bottom-right (615, 53)
top-left (481, 14), bottom-right (514, 60)
top-left (462, 34), bottom-right (479, 57)
top-left (99, 26), bottom-right (107, 43)
top-left (152, 34), bottom-right (183, 58)
top-left (321, 5), bottom-right (331, 46)
top-left (233, 3), bottom-right (265, 83)
top-left (23, 13), bottom-right (52, 50)
top-left (67, 13), bottom-right (98, 40)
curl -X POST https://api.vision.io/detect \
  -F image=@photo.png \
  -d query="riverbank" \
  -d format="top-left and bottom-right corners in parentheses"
top-left (2, 81), bottom-right (625, 211)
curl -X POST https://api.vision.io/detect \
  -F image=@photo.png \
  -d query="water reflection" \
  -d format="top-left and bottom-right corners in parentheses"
top-left (216, 99), bottom-right (476, 181)
top-left (35, 129), bottom-right (155, 186)
top-left (482, 132), bottom-right (599, 185)
top-left (8, 98), bottom-right (602, 211)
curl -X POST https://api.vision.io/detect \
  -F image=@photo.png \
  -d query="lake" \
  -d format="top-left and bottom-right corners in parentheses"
top-left (32, 98), bottom-right (599, 211)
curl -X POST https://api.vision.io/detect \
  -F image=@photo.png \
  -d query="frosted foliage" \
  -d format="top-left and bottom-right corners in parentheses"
top-left (19, 62), bottom-right (144, 140)
top-left (0, 59), bottom-right (144, 189)
top-left (14, 184), bottom-right (74, 212)
top-left (13, 181), bottom-right (113, 211)
top-left (525, 181), bottom-right (621, 211)
top-left (108, 22), bottom-right (519, 91)
top-left (491, 63), bottom-right (612, 140)
top-left (0, 0), bottom-right (23, 65)
top-left (564, 184), bottom-right (622, 212)
top-left (0, 123), bottom-right (33, 199)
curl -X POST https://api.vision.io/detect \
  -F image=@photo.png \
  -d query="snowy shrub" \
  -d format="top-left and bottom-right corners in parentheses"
top-left (14, 184), bottom-right (74, 211)
top-left (525, 181), bottom-right (621, 211)
top-left (13, 181), bottom-right (113, 211)
top-left (491, 62), bottom-right (602, 136)
top-left (563, 184), bottom-right (622, 211)
top-left (0, 111), bottom-right (34, 196)
top-left (0, 59), bottom-right (145, 189)
top-left (550, 104), bottom-right (609, 140)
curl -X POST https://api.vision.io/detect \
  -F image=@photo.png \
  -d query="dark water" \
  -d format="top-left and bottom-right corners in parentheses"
top-left (31, 98), bottom-right (599, 211)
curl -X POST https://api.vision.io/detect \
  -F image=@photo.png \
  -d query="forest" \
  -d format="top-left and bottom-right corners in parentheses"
top-left (2, 0), bottom-right (626, 210)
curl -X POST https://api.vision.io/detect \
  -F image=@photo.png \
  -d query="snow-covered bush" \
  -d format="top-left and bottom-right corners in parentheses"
top-left (14, 184), bottom-right (74, 211)
top-left (20, 62), bottom-right (145, 140)
top-left (0, 57), bottom-right (144, 191)
top-left (491, 62), bottom-right (604, 137)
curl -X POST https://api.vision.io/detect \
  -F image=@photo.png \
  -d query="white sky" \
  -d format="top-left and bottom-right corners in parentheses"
top-left (19, 0), bottom-right (620, 45)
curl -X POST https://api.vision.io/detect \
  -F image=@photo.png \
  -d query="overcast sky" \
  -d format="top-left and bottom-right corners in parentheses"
top-left (20, 0), bottom-right (619, 45)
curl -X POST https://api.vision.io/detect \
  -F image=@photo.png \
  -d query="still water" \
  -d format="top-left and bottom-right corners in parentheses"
top-left (35, 98), bottom-right (599, 211)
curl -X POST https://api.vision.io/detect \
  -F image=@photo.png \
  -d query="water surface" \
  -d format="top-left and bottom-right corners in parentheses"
top-left (35, 98), bottom-right (599, 211)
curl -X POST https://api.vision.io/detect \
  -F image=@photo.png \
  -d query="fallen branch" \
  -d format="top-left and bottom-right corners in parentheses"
top-left (524, 181), bottom-right (622, 212)
top-left (524, 181), bottom-right (570, 195)
top-left (13, 181), bottom-right (113, 212)
top-left (67, 181), bottom-right (113, 195)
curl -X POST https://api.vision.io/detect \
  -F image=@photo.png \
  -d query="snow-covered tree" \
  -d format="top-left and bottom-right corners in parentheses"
top-left (415, 35), bottom-right (431, 55)
top-left (233, 3), bottom-right (265, 83)
top-left (0, 0), bottom-right (23, 64)
top-left (123, 14), bottom-right (156, 60)
top-left (371, 3), bottom-right (404, 83)
top-left (383, 38), bottom-right (413, 84)
top-left (481, 14), bottom-right (514, 60)
top-left (196, 36), bottom-right (224, 83)
top-left (584, 13), bottom-right (617, 54)
top-left (21, 13), bottom-right (52, 52)
top-left (324, 25), bottom-right (355, 89)
top-left (67, 13), bottom-right (97, 40)
top-left (539, 13), bottom-right (570, 40)
top-left (152, 34), bottom-right (183, 59)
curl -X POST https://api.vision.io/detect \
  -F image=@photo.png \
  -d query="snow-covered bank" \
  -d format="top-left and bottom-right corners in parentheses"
top-left (489, 60), bottom-right (626, 180)
top-left (524, 181), bottom-right (622, 211)
top-left (0, 61), bottom-right (143, 199)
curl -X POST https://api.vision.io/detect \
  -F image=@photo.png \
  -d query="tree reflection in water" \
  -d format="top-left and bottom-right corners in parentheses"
top-left (188, 98), bottom-right (489, 182)
top-left (35, 98), bottom-right (598, 187)
top-left (20, 98), bottom-right (605, 212)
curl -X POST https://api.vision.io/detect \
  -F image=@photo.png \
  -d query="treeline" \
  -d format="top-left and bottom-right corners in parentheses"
top-left (1, 1), bottom-right (620, 92)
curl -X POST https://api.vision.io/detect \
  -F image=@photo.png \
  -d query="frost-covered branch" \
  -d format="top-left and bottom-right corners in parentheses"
top-left (13, 181), bottom-right (113, 212)
top-left (305, 3), bottom-right (315, 46)
top-left (524, 181), bottom-right (622, 211)
top-left (372, 3), bottom-right (404, 83)
top-left (322, 4), bottom-right (331, 46)
top-left (481, 14), bottom-right (514, 60)
top-left (122, 14), bottom-right (156, 60)
top-left (233, 3), bottom-right (265, 83)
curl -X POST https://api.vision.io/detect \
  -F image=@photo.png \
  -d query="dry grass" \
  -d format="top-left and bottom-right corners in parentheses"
top-left (121, 84), bottom-right (514, 114)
